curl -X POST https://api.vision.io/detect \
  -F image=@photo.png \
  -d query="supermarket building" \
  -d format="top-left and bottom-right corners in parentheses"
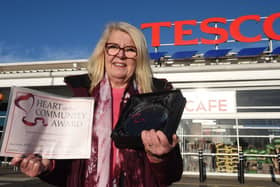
top-left (0, 13), bottom-right (280, 179)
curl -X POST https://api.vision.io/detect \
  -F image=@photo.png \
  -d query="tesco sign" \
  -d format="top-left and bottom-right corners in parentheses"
top-left (141, 12), bottom-right (280, 47)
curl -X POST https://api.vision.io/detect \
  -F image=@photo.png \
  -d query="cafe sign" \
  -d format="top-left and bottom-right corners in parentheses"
top-left (182, 91), bottom-right (236, 114)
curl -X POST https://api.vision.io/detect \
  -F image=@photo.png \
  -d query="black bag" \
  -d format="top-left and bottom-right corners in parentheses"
top-left (111, 89), bottom-right (186, 149)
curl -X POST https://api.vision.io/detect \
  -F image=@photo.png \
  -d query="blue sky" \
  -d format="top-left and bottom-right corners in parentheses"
top-left (0, 0), bottom-right (279, 63)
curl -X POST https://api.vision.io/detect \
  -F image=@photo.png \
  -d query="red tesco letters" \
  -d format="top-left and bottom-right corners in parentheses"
top-left (141, 12), bottom-right (280, 47)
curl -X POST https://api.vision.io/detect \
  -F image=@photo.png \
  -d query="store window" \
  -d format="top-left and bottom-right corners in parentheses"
top-left (0, 103), bottom-right (7, 132)
top-left (179, 88), bottom-right (280, 175)
top-left (178, 119), bottom-right (239, 173)
top-left (0, 111), bottom-right (5, 131)
top-left (237, 89), bottom-right (280, 112)
top-left (237, 119), bottom-right (280, 175)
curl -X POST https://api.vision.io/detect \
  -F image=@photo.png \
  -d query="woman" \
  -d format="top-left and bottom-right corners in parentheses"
top-left (11, 22), bottom-right (183, 187)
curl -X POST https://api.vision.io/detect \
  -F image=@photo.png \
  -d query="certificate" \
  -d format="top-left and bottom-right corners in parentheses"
top-left (0, 87), bottom-right (94, 159)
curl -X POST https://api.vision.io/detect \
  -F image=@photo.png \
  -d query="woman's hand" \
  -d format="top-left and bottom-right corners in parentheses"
top-left (10, 154), bottom-right (52, 177)
top-left (141, 129), bottom-right (179, 163)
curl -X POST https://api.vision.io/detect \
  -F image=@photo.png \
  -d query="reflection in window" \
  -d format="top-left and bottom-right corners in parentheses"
top-left (178, 119), bottom-right (238, 153)
top-left (238, 119), bottom-right (280, 150)
top-left (238, 119), bottom-right (280, 129)
top-left (237, 90), bottom-right (280, 112)
top-left (0, 111), bottom-right (6, 131)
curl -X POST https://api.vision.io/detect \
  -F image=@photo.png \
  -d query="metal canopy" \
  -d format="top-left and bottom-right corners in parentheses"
top-left (203, 49), bottom-right (231, 58)
top-left (171, 50), bottom-right (197, 60)
top-left (271, 46), bottom-right (280, 56)
top-left (237, 47), bottom-right (266, 57)
top-left (149, 52), bottom-right (168, 60)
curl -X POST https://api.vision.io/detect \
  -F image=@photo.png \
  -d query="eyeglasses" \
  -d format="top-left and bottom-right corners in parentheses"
top-left (105, 43), bottom-right (137, 58)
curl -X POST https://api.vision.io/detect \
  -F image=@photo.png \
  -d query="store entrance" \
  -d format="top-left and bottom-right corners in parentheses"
top-left (177, 88), bottom-right (280, 177)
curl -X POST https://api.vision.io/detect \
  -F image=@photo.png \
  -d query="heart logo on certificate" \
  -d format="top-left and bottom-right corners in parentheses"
top-left (14, 93), bottom-right (34, 113)
top-left (14, 93), bottom-right (48, 126)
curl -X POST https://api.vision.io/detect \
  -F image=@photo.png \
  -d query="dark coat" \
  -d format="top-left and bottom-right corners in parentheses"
top-left (39, 74), bottom-right (183, 187)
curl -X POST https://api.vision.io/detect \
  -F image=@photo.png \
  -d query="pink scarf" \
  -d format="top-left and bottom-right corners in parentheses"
top-left (82, 75), bottom-right (161, 187)
top-left (84, 75), bottom-right (113, 187)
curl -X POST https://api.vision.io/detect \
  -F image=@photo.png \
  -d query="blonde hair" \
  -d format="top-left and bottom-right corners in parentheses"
top-left (87, 22), bottom-right (153, 93)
